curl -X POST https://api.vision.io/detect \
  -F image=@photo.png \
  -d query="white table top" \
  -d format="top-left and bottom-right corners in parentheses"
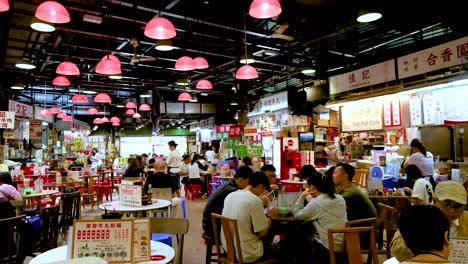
top-left (98, 199), bottom-right (171, 212)
top-left (29, 241), bottom-right (174, 264)
top-left (383, 257), bottom-right (399, 264)
top-left (280, 179), bottom-right (307, 185)
top-left (23, 189), bottom-right (60, 198)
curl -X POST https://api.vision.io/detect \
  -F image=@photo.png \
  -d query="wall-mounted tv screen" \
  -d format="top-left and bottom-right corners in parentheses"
top-left (299, 132), bottom-right (314, 142)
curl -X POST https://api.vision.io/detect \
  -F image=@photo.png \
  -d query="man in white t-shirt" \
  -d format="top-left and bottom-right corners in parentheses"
top-left (411, 177), bottom-right (433, 205)
top-left (222, 172), bottom-right (273, 263)
top-left (205, 146), bottom-right (216, 163)
top-left (166, 140), bottom-right (182, 197)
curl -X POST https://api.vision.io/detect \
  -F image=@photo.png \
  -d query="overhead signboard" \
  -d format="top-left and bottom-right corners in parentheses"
top-left (329, 60), bottom-right (396, 95)
top-left (341, 102), bottom-right (383, 131)
top-left (0, 111), bottom-right (15, 129)
top-left (250, 91), bottom-right (288, 115)
top-left (397, 36), bottom-right (468, 79)
top-left (8, 100), bottom-right (33, 118)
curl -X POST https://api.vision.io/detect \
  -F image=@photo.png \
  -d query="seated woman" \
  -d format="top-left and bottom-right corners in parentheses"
top-left (123, 158), bottom-right (144, 179)
top-left (0, 172), bottom-right (22, 219)
top-left (188, 154), bottom-right (208, 193)
top-left (143, 160), bottom-right (173, 194)
top-left (292, 172), bottom-right (347, 264)
top-left (404, 164), bottom-right (433, 205)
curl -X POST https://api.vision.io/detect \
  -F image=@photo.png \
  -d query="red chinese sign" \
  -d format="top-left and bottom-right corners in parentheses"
top-left (8, 100), bottom-right (33, 118)
top-left (383, 99), bottom-right (402, 128)
top-left (252, 133), bottom-right (263, 142)
top-left (216, 125), bottom-right (230, 133)
top-left (244, 127), bottom-right (257, 136)
top-left (229, 125), bottom-right (243, 138)
top-left (398, 36), bottom-right (468, 79)
top-left (0, 111), bottom-right (15, 129)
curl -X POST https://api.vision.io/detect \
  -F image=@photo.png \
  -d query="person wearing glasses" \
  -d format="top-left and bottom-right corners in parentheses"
top-left (391, 181), bottom-right (468, 261)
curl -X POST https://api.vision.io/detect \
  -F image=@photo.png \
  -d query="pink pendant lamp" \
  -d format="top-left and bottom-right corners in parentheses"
top-left (236, 65), bottom-right (259, 80)
top-left (196, 79), bottom-right (213, 89)
top-left (48, 106), bottom-right (61, 114)
top-left (249, 0), bottom-right (282, 19)
top-left (57, 112), bottom-right (66, 119)
top-left (62, 115), bottom-right (73, 122)
top-left (132, 112), bottom-right (141, 119)
top-left (175, 56), bottom-right (195, 71)
top-left (193, 57), bottom-right (209, 69)
top-left (0, 0), bottom-right (9, 12)
top-left (101, 117), bottom-right (109, 123)
top-left (56, 61), bottom-right (80, 75)
top-left (52, 76), bottom-right (70, 86)
top-left (87, 107), bottom-right (99, 115)
top-left (112, 122), bottom-right (120, 127)
top-left (125, 109), bottom-right (135, 115)
top-left (144, 17), bottom-right (176, 40)
top-left (94, 93), bottom-right (112, 103)
top-left (96, 54), bottom-right (122, 75)
top-left (71, 94), bottom-right (88, 103)
top-left (93, 117), bottom-right (103, 124)
top-left (110, 116), bottom-right (120, 123)
top-left (139, 103), bottom-right (151, 111)
top-left (177, 92), bottom-right (192, 101)
top-left (35, 1), bottom-right (70, 23)
top-left (38, 109), bottom-right (51, 117)
top-left (125, 101), bottom-right (136, 108)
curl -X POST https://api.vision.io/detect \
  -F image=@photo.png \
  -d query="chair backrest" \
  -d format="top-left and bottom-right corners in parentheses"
top-left (378, 203), bottom-right (397, 257)
top-left (39, 204), bottom-right (61, 252)
top-left (354, 169), bottom-right (369, 188)
top-left (151, 187), bottom-right (173, 200)
top-left (328, 226), bottom-right (379, 264)
top-left (345, 217), bottom-right (377, 228)
top-left (149, 217), bottom-right (189, 264)
top-left (211, 213), bottom-right (243, 264)
top-left (60, 190), bottom-right (81, 227)
top-left (0, 215), bottom-right (27, 264)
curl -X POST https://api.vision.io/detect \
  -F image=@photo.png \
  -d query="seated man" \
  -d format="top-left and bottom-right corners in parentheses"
top-left (202, 166), bottom-right (253, 238)
top-left (143, 160), bottom-right (172, 193)
top-left (398, 205), bottom-right (451, 263)
top-left (222, 172), bottom-right (273, 263)
top-left (260, 164), bottom-right (279, 191)
top-left (333, 163), bottom-right (377, 221)
top-left (391, 181), bottom-right (468, 261)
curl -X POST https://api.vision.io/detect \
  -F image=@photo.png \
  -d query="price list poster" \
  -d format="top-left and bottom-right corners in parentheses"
top-left (71, 219), bottom-right (134, 263)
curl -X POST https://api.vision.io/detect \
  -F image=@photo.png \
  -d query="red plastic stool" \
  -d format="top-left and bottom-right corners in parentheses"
top-left (183, 183), bottom-right (191, 198)
top-left (189, 184), bottom-right (202, 200)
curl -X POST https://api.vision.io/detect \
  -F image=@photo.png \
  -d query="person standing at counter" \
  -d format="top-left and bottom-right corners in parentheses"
top-left (89, 148), bottom-right (102, 169)
top-left (166, 140), bottom-right (182, 198)
top-left (404, 138), bottom-right (436, 189)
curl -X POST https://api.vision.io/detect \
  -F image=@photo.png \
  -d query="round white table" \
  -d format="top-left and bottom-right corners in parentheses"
top-left (383, 257), bottom-right (399, 264)
top-left (29, 241), bottom-right (174, 264)
top-left (23, 189), bottom-right (60, 198)
top-left (280, 179), bottom-right (307, 185)
top-left (99, 200), bottom-right (172, 218)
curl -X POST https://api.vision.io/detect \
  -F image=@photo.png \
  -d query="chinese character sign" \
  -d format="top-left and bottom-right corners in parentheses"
top-left (244, 127), bottom-right (257, 136)
top-left (229, 125), bottom-right (243, 138)
top-left (329, 60), bottom-right (396, 95)
top-left (341, 103), bottom-right (383, 131)
top-left (383, 99), bottom-right (402, 128)
top-left (119, 184), bottom-right (142, 207)
top-left (0, 111), bottom-right (15, 129)
top-left (449, 237), bottom-right (468, 263)
top-left (397, 36), bottom-right (468, 79)
top-left (8, 100), bottom-right (33, 118)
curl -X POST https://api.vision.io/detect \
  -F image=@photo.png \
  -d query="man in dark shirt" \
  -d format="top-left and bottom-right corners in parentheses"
top-left (144, 160), bottom-right (173, 194)
top-left (202, 166), bottom-right (253, 238)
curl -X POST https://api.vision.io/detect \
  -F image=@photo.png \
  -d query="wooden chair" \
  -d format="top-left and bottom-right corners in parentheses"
top-left (211, 213), bottom-right (278, 264)
top-left (377, 203), bottom-right (397, 258)
top-left (328, 226), bottom-right (379, 264)
top-left (353, 169), bottom-right (369, 189)
top-left (81, 175), bottom-right (98, 210)
top-left (59, 190), bottom-right (81, 239)
top-left (151, 187), bottom-right (173, 217)
top-left (0, 215), bottom-right (27, 264)
top-left (149, 218), bottom-right (189, 264)
top-left (28, 205), bottom-right (61, 256)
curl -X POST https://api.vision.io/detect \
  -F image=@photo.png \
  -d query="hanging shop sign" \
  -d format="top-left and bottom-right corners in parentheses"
top-left (229, 125), bottom-right (243, 138)
top-left (422, 92), bottom-right (444, 125)
top-left (248, 109), bottom-right (289, 133)
top-left (383, 98), bottom-right (402, 128)
top-left (244, 127), bottom-right (258, 136)
top-left (341, 102), bottom-right (383, 131)
top-left (227, 138), bottom-right (241, 149)
top-left (8, 100), bottom-right (33, 118)
top-left (252, 133), bottom-right (263, 142)
top-left (255, 91), bottom-right (288, 113)
top-left (409, 94), bottom-right (423, 126)
top-left (0, 111), bottom-right (15, 129)
top-left (329, 60), bottom-right (396, 95)
top-left (247, 146), bottom-right (263, 157)
top-left (397, 36), bottom-right (468, 79)
top-left (29, 120), bottom-right (43, 148)
top-left (216, 125), bottom-right (230, 133)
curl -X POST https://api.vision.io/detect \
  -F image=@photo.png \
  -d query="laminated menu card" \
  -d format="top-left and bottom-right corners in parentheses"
top-left (120, 184), bottom-right (142, 207)
top-left (132, 219), bottom-right (151, 262)
top-left (449, 237), bottom-right (468, 263)
top-left (71, 219), bottom-right (134, 263)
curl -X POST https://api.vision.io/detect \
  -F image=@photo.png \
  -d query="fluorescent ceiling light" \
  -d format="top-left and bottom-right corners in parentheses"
top-left (116, 104), bottom-right (125, 108)
top-left (230, 101), bottom-right (238, 106)
top-left (176, 78), bottom-right (189, 85)
top-left (239, 54), bottom-right (256, 64)
top-left (15, 59), bottom-right (36, 70)
top-left (11, 83), bottom-right (25, 90)
top-left (200, 93), bottom-right (208, 96)
top-left (357, 11), bottom-right (382, 23)
top-left (155, 39), bottom-right (174, 51)
top-left (301, 68), bottom-right (316, 75)
top-left (109, 75), bottom-right (123, 80)
top-left (189, 94), bottom-right (198, 102)
top-left (140, 94), bottom-right (151, 98)
top-left (30, 18), bottom-right (55, 32)
top-left (82, 90), bottom-right (97, 94)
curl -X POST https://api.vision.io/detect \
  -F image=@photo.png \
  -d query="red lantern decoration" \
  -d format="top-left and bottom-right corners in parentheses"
top-left (249, 0), bottom-right (282, 19)
top-left (125, 109), bottom-right (135, 115)
top-left (175, 56), bottom-right (195, 71)
top-left (110, 116), bottom-right (120, 123)
top-left (132, 113), bottom-right (141, 119)
top-left (56, 61), bottom-right (80, 76)
top-left (94, 93), bottom-right (112, 104)
top-left (35, 1), bottom-right (70, 24)
top-left (193, 57), bottom-right (209, 69)
top-left (93, 118), bottom-right (103, 124)
top-left (62, 115), bottom-right (73, 122)
top-left (235, 65), bottom-right (259, 80)
top-left (139, 103), bottom-right (151, 111)
top-left (48, 106), bottom-right (61, 114)
top-left (71, 94), bottom-right (88, 103)
top-left (144, 17), bottom-right (176, 40)
top-left (112, 122), bottom-right (120, 127)
top-left (38, 109), bottom-right (51, 117)
top-left (52, 76), bottom-right (70, 86)
top-left (125, 101), bottom-right (137, 108)
top-left (87, 107), bottom-right (99, 115)
top-left (101, 117), bottom-right (109, 123)
top-left (96, 54), bottom-right (121, 75)
top-left (0, 0), bottom-right (10, 12)
top-left (177, 92), bottom-right (192, 101)
top-left (57, 112), bottom-right (66, 119)
top-left (196, 79), bottom-right (213, 90)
